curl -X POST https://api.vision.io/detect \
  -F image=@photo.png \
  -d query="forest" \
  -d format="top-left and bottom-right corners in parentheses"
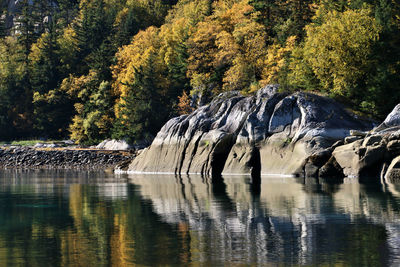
top-left (0, 0), bottom-right (399, 145)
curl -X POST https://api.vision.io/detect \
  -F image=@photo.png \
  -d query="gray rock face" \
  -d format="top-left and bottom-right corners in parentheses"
top-left (127, 85), bottom-right (372, 177)
top-left (329, 103), bottom-right (400, 181)
top-left (383, 104), bottom-right (400, 128)
top-left (2, 0), bottom-right (57, 33)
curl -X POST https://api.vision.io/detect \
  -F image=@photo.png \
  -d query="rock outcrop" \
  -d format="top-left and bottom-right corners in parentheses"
top-left (125, 86), bottom-right (372, 177)
top-left (1, 0), bottom-right (57, 33)
top-left (326, 103), bottom-right (400, 181)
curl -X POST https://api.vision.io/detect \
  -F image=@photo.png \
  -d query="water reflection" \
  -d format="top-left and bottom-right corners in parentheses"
top-left (0, 170), bottom-right (399, 266)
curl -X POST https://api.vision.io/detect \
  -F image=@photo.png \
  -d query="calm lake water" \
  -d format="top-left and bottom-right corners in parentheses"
top-left (0, 170), bottom-right (399, 266)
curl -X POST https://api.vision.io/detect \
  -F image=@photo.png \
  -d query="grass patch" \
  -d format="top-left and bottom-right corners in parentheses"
top-left (281, 137), bottom-right (293, 147)
top-left (0, 140), bottom-right (60, 146)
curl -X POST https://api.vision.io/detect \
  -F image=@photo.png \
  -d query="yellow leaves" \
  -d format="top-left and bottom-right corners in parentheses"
top-left (57, 27), bottom-right (79, 70)
top-left (112, 25), bottom-right (179, 120)
top-left (187, 0), bottom-right (267, 94)
top-left (114, 7), bottom-right (129, 27)
top-left (29, 33), bottom-right (49, 63)
top-left (166, 0), bottom-right (212, 25)
top-left (159, 18), bottom-right (189, 68)
top-left (74, 103), bottom-right (84, 114)
top-left (96, 115), bottom-right (113, 135)
top-left (32, 90), bottom-right (62, 105)
top-left (222, 56), bottom-right (252, 91)
top-left (261, 36), bottom-right (296, 85)
top-left (60, 71), bottom-right (99, 99)
top-left (69, 115), bottom-right (85, 144)
top-left (215, 31), bottom-right (240, 68)
top-left (302, 8), bottom-right (381, 95)
top-left (112, 26), bottom-right (162, 100)
top-left (71, 112), bottom-right (112, 144)
top-left (216, 0), bottom-right (254, 30)
top-left (233, 20), bottom-right (267, 71)
top-left (190, 73), bottom-right (211, 92)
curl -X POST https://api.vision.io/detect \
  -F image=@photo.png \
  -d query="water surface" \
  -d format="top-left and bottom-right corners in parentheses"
top-left (0, 170), bottom-right (399, 266)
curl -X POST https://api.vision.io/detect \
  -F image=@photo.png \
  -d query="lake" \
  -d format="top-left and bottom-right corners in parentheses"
top-left (0, 170), bottom-right (399, 266)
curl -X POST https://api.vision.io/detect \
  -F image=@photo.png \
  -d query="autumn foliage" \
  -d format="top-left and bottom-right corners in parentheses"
top-left (1, 0), bottom-right (400, 143)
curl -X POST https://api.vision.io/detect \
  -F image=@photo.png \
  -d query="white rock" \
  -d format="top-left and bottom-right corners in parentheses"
top-left (96, 139), bottom-right (131, 150)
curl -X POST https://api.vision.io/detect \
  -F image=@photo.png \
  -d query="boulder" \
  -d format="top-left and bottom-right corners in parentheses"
top-left (224, 89), bottom-right (371, 176)
top-left (96, 139), bottom-right (131, 150)
top-left (332, 140), bottom-right (386, 178)
top-left (387, 140), bottom-right (400, 158)
top-left (382, 104), bottom-right (400, 128)
top-left (330, 103), bottom-right (400, 180)
top-left (126, 85), bottom-right (372, 177)
top-left (318, 156), bottom-right (344, 178)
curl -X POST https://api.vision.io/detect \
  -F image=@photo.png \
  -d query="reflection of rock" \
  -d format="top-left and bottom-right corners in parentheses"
top-left (127, 86), bottom-right (371, 177)
top-left (128, 174), bottom-right (400, 265)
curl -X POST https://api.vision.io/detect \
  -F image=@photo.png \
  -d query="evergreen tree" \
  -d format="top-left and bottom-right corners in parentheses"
top-left (73, 0), bottom-right (112, 74)
top-left (363, 0), bottom-right (400, 117)
top-left (57, 0), bottom-right (79, 27)
top-left (112, 6), bottom-right (141, 47)
top-left (113, 60), bottom-right (165, 144)
top-left (0, 37), bottom-right (30, 139)
top-left (285, 0), bottom-right (314, 40)
top-left (16, 0), bottom-right (39, 56)
top-left (248, 0), bottom-right (278, 36)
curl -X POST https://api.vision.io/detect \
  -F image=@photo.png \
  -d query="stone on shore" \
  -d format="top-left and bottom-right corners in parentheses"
top-left (96, 139), bottom-right (131, 150)
top-left (330, 103), bottom-right (400, 181)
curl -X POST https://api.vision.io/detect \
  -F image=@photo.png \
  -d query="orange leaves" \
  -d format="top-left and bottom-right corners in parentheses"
top-left (177, 91), bottom-right (194, 115)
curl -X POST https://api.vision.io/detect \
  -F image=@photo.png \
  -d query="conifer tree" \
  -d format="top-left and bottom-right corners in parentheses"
top-left (248, 0), bottom-right (277, 35)
top-left (113, 58), bottom-right (165, 144)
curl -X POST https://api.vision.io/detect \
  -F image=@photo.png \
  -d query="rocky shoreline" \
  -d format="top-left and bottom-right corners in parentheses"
top-left (4, 85), bottom-right (400, 182)
top-left (0, 147), bottom-right (134, 170)
top-left (122, 85), bottom-right (400, 183)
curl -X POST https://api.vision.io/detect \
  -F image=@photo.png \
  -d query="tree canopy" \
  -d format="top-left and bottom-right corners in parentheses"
top-left (1, 0), bottom-right (400, 143)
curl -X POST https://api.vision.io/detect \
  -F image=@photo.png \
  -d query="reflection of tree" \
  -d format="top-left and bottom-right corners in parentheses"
top-left (0, 170), bottom-right (400, 265)
top-left (0, 170), bottom-right (192, 266)
top-left (60, 183), bottom-right (191, 266)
